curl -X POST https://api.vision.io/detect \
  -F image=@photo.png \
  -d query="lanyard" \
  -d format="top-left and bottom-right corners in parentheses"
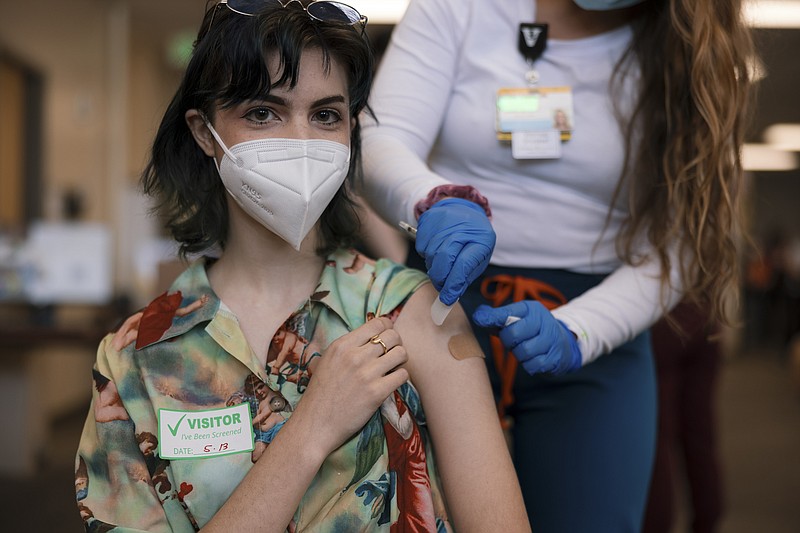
top-left (518, 23), bottom-right (548, 85)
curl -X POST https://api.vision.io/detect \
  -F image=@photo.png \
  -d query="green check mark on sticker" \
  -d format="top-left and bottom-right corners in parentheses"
top-left (168, 414), bottom-right (187, 436)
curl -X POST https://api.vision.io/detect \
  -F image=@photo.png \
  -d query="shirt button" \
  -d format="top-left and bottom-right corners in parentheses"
top-left (269, 396), bottom-right (287, 412)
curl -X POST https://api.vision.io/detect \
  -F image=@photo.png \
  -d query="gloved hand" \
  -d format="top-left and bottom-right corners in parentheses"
top-left (472, 300), bottom-right (582, 375)
top-left (416, 198), bottom-right (496, 306)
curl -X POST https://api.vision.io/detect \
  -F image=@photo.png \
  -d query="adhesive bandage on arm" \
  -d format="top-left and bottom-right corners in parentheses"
top-left (447, 333), bottom-right (485, 361)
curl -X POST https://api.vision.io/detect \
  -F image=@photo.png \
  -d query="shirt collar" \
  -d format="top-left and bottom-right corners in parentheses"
top-left (313, 249), bottom-right (422, 329)
top-left (134, 249), bottom-right (373, 351)
top-left (310, 249), bottom-right (377, 330)
top-left (133, 257), bottom-right (220, 350)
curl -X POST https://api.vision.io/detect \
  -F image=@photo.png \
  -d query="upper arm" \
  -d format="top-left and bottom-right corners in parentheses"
top-left (394, 284), bottom-right (530, 532)
top-left (368, 0), bottom-right (464, 153)
top-left (360, 0), bottom-right (465, 224)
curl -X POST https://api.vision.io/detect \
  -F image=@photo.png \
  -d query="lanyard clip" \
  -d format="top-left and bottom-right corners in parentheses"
top-left (519, 23), bottom-right (548, 87)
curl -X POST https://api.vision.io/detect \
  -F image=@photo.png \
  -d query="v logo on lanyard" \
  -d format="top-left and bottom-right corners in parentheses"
top-left (518, 23), bottom-right (548, 65)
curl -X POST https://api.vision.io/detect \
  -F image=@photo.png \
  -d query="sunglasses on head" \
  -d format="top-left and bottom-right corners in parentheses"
top-left (208, 0), bottom-right (368, 35)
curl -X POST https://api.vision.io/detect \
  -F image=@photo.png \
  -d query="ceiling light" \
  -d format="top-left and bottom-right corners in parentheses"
top-left (744, 0), bottom-right (800, 28)
top-left (763, 124), bottom-right (800, 151)
top-left (343, 1), bottom-right (800, 27)
top-left (346, 0), bottom-right (409, 24)
top-left (742, 143), bottom-right (800, 171)
top-left (341, 1), bottom-right (800, 28)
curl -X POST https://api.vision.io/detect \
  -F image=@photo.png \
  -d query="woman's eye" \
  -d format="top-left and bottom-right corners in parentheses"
top-left (314, 109), bottom-right (342, 125)
top-left (244, 107), bottom-right (274, 123)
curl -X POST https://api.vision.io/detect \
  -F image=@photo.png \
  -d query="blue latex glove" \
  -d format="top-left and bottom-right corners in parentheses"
top-left (472, 300), bottom-right (582, 375)
top-left (415, 198), bottom-right (496, 306)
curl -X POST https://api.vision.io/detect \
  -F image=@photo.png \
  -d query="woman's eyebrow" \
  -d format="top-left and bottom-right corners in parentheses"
top-left (312, 95), bottom-right (347, 107)
top-left (249, 94), bottom-right (346, 107)
top-left (255, 95), bottom-right (287, 106)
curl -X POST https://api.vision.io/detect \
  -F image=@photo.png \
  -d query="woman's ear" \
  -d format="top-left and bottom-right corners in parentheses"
top-left (185, 109), bottom-right (217, 157)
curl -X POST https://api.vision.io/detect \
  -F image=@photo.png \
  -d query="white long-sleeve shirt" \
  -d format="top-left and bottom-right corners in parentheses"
top-left (361, 0), bottom-right (682, 363)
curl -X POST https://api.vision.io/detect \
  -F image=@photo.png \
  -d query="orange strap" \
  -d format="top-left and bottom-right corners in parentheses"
top-left (480, 275), bottom-right (567, 429)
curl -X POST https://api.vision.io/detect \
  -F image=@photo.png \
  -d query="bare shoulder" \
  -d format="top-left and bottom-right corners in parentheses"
top-left (394, 282), bottom-right (473, 345)
top-left (393, 283), bottom-right (484, 379)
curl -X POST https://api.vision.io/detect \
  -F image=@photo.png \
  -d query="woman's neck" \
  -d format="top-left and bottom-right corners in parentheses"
top-left (535, 0), bottom-right (641, 39)
top-left (208, 209), bottom-right (326, 313)
top-left (207, 215), bottom-right (326, 365)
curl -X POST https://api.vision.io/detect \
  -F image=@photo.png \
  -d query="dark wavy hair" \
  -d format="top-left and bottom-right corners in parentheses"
top-left (141, 0), bottom-right (374, 257)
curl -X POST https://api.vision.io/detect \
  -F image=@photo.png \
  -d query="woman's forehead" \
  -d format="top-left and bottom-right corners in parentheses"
top-left (262, 48), bottom-right (349, 96)
top-left (264, 47), bottom-right (346, 80)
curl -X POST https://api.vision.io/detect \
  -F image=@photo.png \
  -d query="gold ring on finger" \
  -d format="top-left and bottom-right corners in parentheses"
top-left (369, 334), bottom-right (388, 355)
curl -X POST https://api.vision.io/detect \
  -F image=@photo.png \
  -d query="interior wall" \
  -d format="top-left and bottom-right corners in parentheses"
top-left (0, 1), bottom-right (190, 444)
top-left (748, 28), bottom-right (800, 244)
top-left (128, 31), bottom-right (184, 182)
top-left (0, 0), bottom-right (109, 223)
top-left (0, 0), bottom-right (189, 304)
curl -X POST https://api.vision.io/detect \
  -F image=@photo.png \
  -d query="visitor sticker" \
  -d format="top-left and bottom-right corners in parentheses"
top-left (158, 403), bottom-right (255, 460)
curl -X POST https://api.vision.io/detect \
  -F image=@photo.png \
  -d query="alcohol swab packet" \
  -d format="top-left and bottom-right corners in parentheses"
top-left (399, 221), bottom-right (456, 326)
top-left (430, 298), bottom-right (454, 326)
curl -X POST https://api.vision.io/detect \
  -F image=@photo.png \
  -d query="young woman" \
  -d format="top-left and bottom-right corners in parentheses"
top-left (74, 2), bottom-right (530, 531)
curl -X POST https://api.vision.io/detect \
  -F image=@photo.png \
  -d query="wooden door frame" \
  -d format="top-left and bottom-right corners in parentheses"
top-left (0, 47), bottom-right (43, 229)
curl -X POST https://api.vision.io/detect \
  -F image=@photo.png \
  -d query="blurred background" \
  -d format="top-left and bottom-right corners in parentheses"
top-left (0, 1), bottom-right (798, 531)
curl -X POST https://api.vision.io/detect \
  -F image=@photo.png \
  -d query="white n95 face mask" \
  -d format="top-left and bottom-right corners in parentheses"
top-left (204, 121), bottom-right (351, 250)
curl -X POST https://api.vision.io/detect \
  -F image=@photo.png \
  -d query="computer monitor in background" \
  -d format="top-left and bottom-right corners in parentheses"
top-left (21, 221), bottom-right (112, 306)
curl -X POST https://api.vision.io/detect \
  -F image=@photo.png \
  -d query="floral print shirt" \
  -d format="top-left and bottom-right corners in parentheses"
top-left (75, 249), bottom-right (453, 532)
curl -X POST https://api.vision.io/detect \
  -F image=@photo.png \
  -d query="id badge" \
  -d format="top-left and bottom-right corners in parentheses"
top-left (496, 86), bottom-right (574, 159)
